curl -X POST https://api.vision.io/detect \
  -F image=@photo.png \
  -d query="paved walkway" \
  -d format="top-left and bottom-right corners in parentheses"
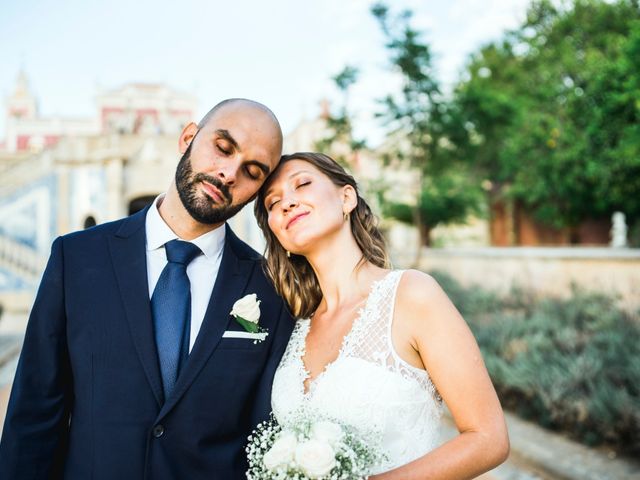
top-left (500, 412), bottom-right (639, 480)
top-left (0, 382), bottom-right (10, 433)
top-left (0, 341), bottom-right (19, 438)
top-left (440, 411), bottom-right (640, 480)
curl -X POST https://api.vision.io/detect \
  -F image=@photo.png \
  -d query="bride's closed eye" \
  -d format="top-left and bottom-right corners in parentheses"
top-left (266, 198), bottom-right (280, 211)
top-left (266, 179), bottom-right (312, 211)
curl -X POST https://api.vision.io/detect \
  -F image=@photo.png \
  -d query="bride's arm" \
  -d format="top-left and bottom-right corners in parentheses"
top-left (371, 270), bottom-right (509, 480)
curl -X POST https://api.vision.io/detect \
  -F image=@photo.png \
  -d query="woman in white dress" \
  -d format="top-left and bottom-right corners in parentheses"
top-left (254, 152), bottom-right (509, 479)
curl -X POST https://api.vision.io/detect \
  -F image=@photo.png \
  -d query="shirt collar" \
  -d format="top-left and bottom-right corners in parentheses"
top-left (145, 194), bottom-right (226, 260)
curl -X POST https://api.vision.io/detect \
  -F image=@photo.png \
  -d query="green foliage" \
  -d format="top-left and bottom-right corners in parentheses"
top-left (314, 65), bottom-right (366, 168)
top-left (382, 171), bottom-right (483, 235)
top-left (417, 172), bottom-right (483, 227)
top-left (382, 201), bottom-right (413, 225)
top-left (371, 3), bottom-right (482, 243)
top-left (430, 270), bottom-right (640, 455)
top-left (452, 0), bottom-right (640, 229)
top-left (428, 270), bottom-right (502, 317)
top-left (333, 66), bottom-right (359, 92)
top-left (371, 3), bottom-right (443, 169)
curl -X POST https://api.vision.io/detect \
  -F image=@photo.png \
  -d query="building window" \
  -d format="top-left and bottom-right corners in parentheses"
top-left (83, 216), bottom-right (97, 229)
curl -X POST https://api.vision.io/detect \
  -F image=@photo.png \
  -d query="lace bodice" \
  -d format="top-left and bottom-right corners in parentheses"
top-left (271, 270), bottom-right (443, 474)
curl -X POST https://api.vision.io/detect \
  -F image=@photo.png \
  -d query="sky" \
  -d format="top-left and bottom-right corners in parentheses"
top-left (0, 0), bottom-right (531, 146)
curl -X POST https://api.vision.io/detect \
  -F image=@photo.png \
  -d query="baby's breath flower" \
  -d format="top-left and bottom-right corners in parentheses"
top-left (246, 413), bottom-right (384, 480)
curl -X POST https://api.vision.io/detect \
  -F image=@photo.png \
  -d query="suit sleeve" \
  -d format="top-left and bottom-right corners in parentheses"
top-left (250, 300), bottom-right (294, 427)
top-left (0, 236), bottom-right (73, 479)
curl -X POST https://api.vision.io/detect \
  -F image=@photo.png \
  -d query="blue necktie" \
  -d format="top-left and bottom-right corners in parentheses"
top-left (151, 239), bottom-right (202, 400)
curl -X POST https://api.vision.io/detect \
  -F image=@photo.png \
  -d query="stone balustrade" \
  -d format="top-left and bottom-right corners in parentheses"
top-left (0, 234), bottom-right (46, 286)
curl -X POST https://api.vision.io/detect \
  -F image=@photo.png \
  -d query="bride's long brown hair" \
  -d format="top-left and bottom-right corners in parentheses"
top-left (254, 152), bottom-right (390, 318)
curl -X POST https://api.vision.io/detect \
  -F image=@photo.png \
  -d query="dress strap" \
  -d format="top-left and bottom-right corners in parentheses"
top-left (369, 270), bottom-right (405, 325)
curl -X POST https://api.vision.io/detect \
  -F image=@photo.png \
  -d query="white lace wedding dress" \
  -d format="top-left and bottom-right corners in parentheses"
top-left (271, 270), bottom-right (444, 474)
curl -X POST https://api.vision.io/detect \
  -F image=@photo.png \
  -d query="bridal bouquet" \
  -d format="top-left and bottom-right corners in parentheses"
top-left (246, 416), bottom-right (384, 480)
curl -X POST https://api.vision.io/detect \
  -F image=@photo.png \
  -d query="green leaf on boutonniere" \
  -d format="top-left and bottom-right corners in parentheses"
top-left (234, 316), bottom-right (260, 333)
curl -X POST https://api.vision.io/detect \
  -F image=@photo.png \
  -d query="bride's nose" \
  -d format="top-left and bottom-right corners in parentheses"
top-left (282, 197), bottom-right (299, 213)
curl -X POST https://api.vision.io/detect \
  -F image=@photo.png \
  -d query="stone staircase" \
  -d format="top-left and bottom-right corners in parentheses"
top-left (0, 233), bottom-right (45, 287)
top-left (0, 233), bottom-right (43, 331)
top-left (0, 151), bottom-right (53, 197)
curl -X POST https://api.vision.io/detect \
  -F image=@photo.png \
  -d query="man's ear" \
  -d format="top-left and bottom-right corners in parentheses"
top-left (342, 185), bottom-right (358, 214)
top-left (179, 122), bottom-right (199, 154)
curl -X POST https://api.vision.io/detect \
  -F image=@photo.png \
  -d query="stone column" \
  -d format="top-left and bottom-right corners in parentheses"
top-left (105, 157), bottom-right (125, 221)
top-left (56, 164), bottom-right (71, 236)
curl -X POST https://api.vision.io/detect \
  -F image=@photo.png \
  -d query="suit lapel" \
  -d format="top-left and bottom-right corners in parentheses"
top-left (108, 207), bottom-right (164, 407)
top-left (159, 225), bottom-right (254, 417)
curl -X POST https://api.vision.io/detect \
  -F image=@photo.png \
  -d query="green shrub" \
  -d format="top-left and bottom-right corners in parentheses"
top-left (430, 270), bottom-right (640, 455)
top-left (429, 270), bottom-right (504, 317)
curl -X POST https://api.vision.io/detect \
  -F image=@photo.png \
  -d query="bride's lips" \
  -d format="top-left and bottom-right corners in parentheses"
top-left (201, 181), bottom-right (226, 204)
top-left (286, 212), bottom-right (309, 229)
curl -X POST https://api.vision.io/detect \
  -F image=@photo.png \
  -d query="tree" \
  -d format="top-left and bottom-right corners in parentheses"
top-left (382, 170), bottom-right (484, 245)
top-left (452, 0), bottom-right (640, 241)
top-left (371, 3), bottom-right (482, 249)
top-left (314, 66), bottom-right (367, 168)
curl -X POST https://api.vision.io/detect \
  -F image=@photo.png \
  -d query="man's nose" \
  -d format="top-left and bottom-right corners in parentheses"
top-left (215, 162), bottom-right (237, 186)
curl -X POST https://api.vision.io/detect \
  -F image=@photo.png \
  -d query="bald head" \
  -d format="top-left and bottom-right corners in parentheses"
top-left (168, 97), bottom-right (284, 230)
top-left (198, 98), bottom-right (283, 146)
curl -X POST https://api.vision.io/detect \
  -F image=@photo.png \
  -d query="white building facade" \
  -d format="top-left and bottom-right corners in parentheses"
top-left (0, 74), bottom-right (263, 328)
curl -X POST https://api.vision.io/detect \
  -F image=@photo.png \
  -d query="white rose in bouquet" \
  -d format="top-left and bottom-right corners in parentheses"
top-left (294, 439), bottom-right (336, 479)
top-left (230, 293), bottom-right (261, 323)
top-left (310, 420), bottom-right (344, 447)
top-left (262, 430), bottom-right (297, 471)
top-left (247, 416), bottom-right (384, 480)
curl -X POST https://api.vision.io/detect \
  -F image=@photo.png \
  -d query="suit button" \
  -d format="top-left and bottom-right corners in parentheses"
top-left (152, 425), bottom-right (165, 438)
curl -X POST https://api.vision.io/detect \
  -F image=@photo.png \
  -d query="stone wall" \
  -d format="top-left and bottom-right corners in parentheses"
top-left (404, 247), bottom-right (640, 313)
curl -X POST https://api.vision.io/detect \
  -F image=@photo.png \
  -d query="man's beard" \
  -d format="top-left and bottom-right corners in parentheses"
top-left (175, 142), bottom-right (248, 224)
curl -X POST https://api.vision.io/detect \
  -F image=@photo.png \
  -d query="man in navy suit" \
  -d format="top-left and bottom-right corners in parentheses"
top-left (0, 98), bottom-right (294, 479)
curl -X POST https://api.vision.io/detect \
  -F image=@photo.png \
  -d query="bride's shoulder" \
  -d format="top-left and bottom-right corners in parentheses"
top-left (395, 269), bottom-right (457, 323)
top-left (397, 269), bottom-right (445, 301)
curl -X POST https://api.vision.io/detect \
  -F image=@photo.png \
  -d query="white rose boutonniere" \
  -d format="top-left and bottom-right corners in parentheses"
top-left (230, 293), bottom-right (268, 342)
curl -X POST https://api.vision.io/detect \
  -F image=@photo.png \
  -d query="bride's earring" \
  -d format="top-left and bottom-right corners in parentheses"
top-left (286, 250), bottom-right (291, 258)
top-left (343, 211), bottom-right (349, 222)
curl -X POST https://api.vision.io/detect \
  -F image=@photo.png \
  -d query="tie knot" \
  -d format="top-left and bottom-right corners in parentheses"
top-left (164, 240), bottom-right (201, 265)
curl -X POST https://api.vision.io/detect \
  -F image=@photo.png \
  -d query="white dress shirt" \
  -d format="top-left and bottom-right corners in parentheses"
top-left (145, 194), bottom-right (226, 352)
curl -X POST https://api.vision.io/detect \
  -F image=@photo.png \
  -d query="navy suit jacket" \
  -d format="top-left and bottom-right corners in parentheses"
top-left (0, 207), bottom-right (294, 479)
